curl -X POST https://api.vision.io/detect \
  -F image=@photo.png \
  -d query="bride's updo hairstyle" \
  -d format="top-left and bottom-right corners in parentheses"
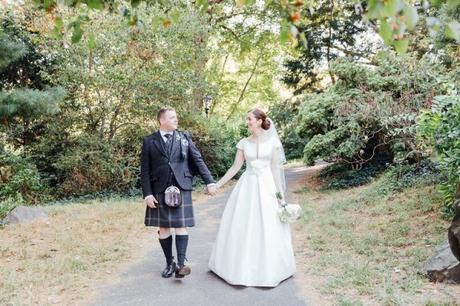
top-left (249, 108), bottom-right (271, 130)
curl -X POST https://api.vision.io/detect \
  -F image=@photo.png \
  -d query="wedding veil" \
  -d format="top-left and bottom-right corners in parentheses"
top-left (265, 118), bottom-right (287, 194)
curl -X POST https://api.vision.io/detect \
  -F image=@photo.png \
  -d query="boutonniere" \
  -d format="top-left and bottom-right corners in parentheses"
top-left (178, 132), bottom-right (188, 160)
top-left (175, 134), bottom-right (181, 142)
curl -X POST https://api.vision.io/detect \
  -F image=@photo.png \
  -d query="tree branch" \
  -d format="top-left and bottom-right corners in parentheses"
top-left (226, 52), bottom-right (263, 120)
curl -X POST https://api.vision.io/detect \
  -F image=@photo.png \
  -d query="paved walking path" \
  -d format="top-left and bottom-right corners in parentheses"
top-left (92, 166), bottom-right (311, 306)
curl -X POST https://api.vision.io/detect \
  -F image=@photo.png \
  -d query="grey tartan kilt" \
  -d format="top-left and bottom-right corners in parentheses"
top-left (144, 190), bottom-right (194, 228)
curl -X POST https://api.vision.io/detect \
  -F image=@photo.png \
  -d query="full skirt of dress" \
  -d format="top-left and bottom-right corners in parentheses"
top-left (208, 169), bottom-right (296, 287)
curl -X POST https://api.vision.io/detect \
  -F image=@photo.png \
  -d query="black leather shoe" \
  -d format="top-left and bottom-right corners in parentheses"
top-left (175, 265), bottom-right (191, 278)
top-left (161, 261), bottom-right (176, 278)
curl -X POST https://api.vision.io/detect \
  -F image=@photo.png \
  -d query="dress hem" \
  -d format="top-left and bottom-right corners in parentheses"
top-left (209, 267), bottom-right (296, 288)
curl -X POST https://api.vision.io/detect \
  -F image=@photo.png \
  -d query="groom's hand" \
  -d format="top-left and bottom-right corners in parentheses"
top-left (144, 195), bottom-right (158, 208)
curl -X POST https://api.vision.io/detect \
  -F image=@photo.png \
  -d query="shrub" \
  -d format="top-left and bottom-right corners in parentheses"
top-left (0, 152), bottom-right (47, 203)
top-left (319, 160), bottom-right (388, 190)
top-left (0, 196), bottom-right (21, 221)
top-left (375, 159), bottom-right (445, 195)
top-left (418, 92), bottom-right (460, 217)
top-left (180, 114), bottom-right (242, 179)
top-left (295, 52), bottom-right (446, 168)
top-left (53, 135), bottom-right (138, 197)
top-left (269, 99), bottom-right (306, 160)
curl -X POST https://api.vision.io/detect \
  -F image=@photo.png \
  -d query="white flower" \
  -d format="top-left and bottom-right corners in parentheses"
top-left (181, 139), bottom-right (189, 146)
top-left (278, 203), bottom-right (302, 223)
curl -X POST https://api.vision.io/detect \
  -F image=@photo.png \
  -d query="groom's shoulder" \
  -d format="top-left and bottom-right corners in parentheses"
top-left (178, 130), bottom-right (191, 138)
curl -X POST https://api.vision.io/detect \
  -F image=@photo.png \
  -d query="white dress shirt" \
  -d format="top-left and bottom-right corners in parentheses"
top-left (159, 129), bottom-right (174, 143)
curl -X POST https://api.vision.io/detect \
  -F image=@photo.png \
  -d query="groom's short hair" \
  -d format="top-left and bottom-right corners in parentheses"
top-left (157, 107), bottom-right (176, 122)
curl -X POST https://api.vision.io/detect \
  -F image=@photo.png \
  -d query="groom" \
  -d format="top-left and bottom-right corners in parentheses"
top-left (140, 107), bottom-right (217, 278)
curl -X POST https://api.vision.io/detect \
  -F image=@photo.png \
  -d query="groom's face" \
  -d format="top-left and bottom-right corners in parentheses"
top-left (160, 110), bottom-right (178, 131)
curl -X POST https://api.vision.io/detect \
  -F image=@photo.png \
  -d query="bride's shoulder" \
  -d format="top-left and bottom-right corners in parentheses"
top-left (271, 137), bottom-right (282, 148)
top-left (236, 137), bottom-right (247, 149)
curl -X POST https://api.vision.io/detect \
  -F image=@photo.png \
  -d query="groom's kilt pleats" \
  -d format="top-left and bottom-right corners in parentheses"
top-left (144, 190), bottom-right (194, 228)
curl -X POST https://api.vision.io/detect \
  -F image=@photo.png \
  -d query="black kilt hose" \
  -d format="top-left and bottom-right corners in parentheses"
top-left (140, 130), bottom-right (215, 228)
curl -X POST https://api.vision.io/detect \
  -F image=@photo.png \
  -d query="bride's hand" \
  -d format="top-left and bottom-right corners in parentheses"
top-left (207, 185), bottom-right (218, 196)
top-left (277, 197), bottom-right (287, 207)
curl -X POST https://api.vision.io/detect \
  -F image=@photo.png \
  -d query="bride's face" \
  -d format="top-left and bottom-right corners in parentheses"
top-left (246, 112), bottom-right (262, 132)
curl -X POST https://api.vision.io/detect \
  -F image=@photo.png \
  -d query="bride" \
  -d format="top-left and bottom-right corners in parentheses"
top-left (209, 108), bottom-right (296, 287)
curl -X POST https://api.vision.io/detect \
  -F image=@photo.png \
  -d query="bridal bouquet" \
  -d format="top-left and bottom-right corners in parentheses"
top-left (276, 192), bottom-right (302, 223)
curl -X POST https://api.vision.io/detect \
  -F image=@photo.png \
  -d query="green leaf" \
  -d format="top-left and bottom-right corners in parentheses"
top-left (366, 0), bottom-right (381, 19)
top-left (382, 0), bottom-right (401, 17)
top-left (403, 5), bottom-right (418, 30)
top-left (44, 0), bottom-right (55, 10)
top-left (299, 32), bottom-right (308, 49)
top-left (87, 34), bottom-right (96, 49)
top-left (280, 21), bottom-right (289, 44)
top-left (445, 21), bottom-right (460, 42)
top-left (152, 16), bottom-right (163, 28)
top-left (379, 19), bottom-right (393, 44)
top-left (52, 17), bottom-right (64, 39)
top-left (290, 25), bottom-right (299, 47)
top-left (79, 14), bottom-right (90, 22)
top-left (86, 0), bottom-right (103, 10)
top-left (131, 0), bottom-right (141, 8)
top-left (430, 0), bottom-right (442, 8)
top-left (196, 0), bottom-right (209, 11)
top-left (71, 23), bottom-right (83, 44)
top-left (67, 21), bottom-right (76, 30)
top-left (170, 8), bottom-right (180, 23)
top-left (447, 0), bottom-right (459, 9)
top-left (236, 0), bottom-right (246, 7)
top-left (55, 16), bottom-right (64, 28)
top-left (394, 38), bottom-right (408, 53)
top-left (128, 14), bottom-right (138, 26)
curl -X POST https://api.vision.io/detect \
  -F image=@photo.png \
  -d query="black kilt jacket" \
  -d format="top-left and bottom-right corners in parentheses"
top-left (140, 130), bottom-right (214, 227)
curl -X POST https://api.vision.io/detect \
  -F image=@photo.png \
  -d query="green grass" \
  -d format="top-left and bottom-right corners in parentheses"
top-left (296, 173), bottom-right (460, 305)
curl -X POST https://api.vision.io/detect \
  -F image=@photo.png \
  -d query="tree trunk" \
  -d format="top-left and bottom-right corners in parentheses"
top-left (327, 0), bottom-right (336, 85)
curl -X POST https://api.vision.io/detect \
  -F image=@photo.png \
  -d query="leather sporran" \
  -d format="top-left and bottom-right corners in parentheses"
top-left (164, 185), bottom-right (182, 208)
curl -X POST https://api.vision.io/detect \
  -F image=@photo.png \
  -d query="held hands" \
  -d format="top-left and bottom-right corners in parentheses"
top-left (145, 185), bottom-right (218, 207)
top-left (144, 195), bottom-right (158, 208)
top-left (206, 184), bottom-right (218, 196)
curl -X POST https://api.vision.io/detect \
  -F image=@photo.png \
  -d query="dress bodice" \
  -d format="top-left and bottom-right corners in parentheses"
top-left (236, 137), bottom-right (281, 176)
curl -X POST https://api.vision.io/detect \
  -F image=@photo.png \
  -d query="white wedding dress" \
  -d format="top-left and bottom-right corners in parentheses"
top-left (208, 137), bottom-right (296, 287)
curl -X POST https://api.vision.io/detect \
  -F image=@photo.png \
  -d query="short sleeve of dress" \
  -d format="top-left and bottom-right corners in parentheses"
top-left (236, 138), bottom-right (245, 150)
top-left (272, 137), bottom-right (282, 149)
